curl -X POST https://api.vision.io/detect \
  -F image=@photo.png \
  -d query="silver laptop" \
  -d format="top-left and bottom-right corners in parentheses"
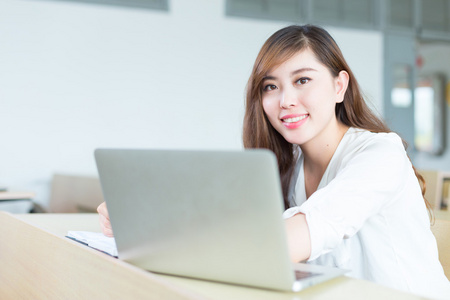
top-left (94, 149), bottom-right (346, 292)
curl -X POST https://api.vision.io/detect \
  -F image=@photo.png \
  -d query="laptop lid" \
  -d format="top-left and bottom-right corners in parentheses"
top-left (94, 149), bottom-right (343, 291)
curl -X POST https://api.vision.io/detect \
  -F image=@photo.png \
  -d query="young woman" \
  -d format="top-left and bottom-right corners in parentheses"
top-left (98, 24), bottom-right (449, 298)
top-left (243, 24), bottom-right (449, 298)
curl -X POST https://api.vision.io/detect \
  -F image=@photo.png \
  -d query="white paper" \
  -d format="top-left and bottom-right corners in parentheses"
top-left (67, 231), bottom-right (118, 257)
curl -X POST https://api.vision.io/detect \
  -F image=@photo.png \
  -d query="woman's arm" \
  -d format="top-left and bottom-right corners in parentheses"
top-left (285, 213), bottom-right (311, 263)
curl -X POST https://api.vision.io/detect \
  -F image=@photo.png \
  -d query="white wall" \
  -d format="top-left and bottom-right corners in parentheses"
top-left (0, 0), bottom-right (383, 207)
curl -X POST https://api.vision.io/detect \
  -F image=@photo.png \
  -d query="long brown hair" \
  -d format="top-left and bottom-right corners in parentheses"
top-left (243, 24), bottom-right (430, 213)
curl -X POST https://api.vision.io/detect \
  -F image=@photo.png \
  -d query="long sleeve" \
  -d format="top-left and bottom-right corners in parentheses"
top-left (283, 129), bottom-right (449, 298)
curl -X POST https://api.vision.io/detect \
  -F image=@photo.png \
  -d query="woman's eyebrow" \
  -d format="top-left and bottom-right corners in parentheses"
top-left (290, 67), bottom-right (317, 76)
top-left (262, 75), bottom-right (276, 82)
top-left (262, 67), bottom-right (317, 82)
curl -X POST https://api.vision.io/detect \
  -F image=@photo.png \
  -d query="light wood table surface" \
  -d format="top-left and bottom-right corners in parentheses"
top-left (0, 212), bottom-right (428, 300)
top-left (0, 191), bottom-right (34, 200)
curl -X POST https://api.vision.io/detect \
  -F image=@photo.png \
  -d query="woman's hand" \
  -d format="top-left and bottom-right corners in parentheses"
top-left (97, 202), bottom-right (114, 237)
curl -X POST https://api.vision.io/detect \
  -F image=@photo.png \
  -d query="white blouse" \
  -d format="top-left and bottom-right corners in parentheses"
top-left (283, 127), bottom-right (450, 299)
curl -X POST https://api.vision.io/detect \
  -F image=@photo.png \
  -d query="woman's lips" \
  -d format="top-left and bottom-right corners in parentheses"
top-left (281, 114), bottom-right (309, 129)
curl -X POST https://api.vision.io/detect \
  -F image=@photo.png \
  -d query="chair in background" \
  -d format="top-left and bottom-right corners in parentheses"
top-left (49, 174), bottom-right (104, 213)
top-left (431, 219), bottom-right (450, 280)
top-left (420, 170), bottom-right (450, 210)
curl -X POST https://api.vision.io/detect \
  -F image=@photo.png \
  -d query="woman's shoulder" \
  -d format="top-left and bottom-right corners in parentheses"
top-left (330, 128), bottom-right (412, 188)
top-left (344, 127), bottom-right (405, 153)
top-left (333, 127), bottom-right (408, 170)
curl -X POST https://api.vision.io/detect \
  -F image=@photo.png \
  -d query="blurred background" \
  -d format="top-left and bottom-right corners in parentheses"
top-left (1, 0), bottom-right (449, 212)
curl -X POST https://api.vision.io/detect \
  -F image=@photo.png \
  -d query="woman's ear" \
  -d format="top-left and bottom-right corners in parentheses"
top-left (335, 70), bottom-right (349, 103)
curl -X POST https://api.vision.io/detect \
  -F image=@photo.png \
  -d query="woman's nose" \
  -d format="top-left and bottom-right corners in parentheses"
top-left (280, 89), bottom-right (297, 109)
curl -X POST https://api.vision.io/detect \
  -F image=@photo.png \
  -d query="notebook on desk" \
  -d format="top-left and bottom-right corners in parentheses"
top-left (94, 149), bottom-right (346, 292)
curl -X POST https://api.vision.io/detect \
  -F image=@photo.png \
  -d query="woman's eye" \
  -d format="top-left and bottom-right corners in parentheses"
top-left (296, 77), bottom-right (310, 85)
top-left (263, 84), bottom-right (277, 91)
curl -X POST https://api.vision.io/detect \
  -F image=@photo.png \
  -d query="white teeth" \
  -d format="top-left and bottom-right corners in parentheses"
top-left (282, 115), bottom-right (307, 123)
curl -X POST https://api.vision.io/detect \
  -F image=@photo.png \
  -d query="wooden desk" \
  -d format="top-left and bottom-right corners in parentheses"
top-left (0, 191), bottom-right (34, 200)
top-left (0, 212), bottom-right (425, 300)
top-left (0, 191), bottom-right (35, 213)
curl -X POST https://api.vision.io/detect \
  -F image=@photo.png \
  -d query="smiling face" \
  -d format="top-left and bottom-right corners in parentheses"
top-left (261, 47), bottom-right (348, 148)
